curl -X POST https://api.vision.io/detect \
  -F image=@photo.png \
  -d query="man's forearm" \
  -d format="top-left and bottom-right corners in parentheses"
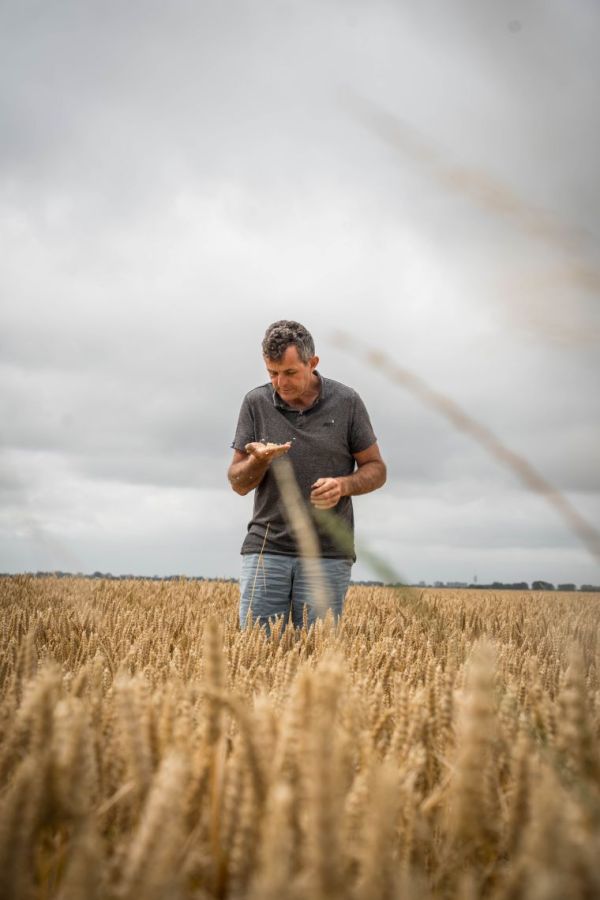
top-left (338, 461), bottom-right (386, 498)
top-left (228, 454), bottom-right (270, 495)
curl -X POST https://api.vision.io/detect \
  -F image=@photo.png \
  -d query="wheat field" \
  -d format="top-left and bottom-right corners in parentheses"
top-left (1, 576), bottom-right (599, 899)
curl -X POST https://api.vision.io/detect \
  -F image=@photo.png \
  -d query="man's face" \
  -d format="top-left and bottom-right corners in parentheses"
top-left (264, 345), bottom-right (318, 404)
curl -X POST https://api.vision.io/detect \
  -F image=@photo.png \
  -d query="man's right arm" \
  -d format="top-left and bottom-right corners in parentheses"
top-left (227, 443), bottom-right (292, 496)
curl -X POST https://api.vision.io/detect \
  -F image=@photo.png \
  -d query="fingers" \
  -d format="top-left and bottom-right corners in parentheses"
top-left (245, 441), bottom-right (292, 461)
top-left (310, 494), bottom-right (338, 509)
top-left (265, 444), bottom-right (291, 460)
top-left (310, 478), bottom-right (341, 509)
top-left (310, 479), bottom-right (331, 497)
top-left (273, 442), bottom-right (292, 457)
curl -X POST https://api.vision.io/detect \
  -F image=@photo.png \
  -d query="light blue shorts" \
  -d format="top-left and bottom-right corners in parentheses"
top-left (239, 553), bottom-right (353, 631)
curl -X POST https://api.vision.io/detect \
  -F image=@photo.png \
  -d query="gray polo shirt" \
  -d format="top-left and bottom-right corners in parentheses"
top-left (231, 373), bottom-right (377, 560)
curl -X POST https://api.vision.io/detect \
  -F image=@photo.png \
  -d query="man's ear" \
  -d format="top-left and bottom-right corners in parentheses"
top-left (310, 355), bottom-right (320, 370)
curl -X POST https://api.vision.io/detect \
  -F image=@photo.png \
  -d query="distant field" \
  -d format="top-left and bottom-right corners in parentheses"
top-left (1, 576), bottom-right (599, 899)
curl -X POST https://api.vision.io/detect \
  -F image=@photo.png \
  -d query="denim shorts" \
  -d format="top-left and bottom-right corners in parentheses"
top-left (239, 553), bottom-right (353, 631)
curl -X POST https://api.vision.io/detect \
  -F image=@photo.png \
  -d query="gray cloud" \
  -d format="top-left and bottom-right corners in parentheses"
top-left (1, 0), bottom-right (598, 582)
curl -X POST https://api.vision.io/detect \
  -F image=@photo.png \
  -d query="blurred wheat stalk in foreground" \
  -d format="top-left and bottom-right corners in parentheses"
top-left (1, 575), bottom-right (599, 899)
top-left (345, 92), bottom-right (600, 345)
top-left (332, 333), bottom-right (600, 567)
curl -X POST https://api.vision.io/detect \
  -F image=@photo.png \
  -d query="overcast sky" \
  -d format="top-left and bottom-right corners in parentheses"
top-left (1, 0), bottom-right (599, 585)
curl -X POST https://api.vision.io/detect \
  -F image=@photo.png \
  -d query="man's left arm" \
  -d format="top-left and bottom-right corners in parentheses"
top-left (310, 443), bottom-right (386, 510)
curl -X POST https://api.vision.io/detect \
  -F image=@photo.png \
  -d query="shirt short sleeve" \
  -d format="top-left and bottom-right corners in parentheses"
top-left (349, 392), bottom-right (377, 454)
top-left (231, 395), bottom-right (256, 452)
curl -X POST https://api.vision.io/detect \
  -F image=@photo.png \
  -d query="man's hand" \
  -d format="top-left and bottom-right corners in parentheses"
top-left (228, 442), bottom-right (292, 496)
top-left (310, 477), bottom-right (343, 509)
top-left (309, 447), bottom-right (387, 508)
top-left (245, 441), bottom-right (292, 461)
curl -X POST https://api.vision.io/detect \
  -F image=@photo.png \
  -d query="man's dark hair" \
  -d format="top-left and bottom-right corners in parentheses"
top-left (262, 320), bottom-right (315, 363)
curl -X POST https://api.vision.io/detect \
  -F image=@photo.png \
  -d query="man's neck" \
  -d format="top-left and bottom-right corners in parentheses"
top-left (281, 372), bottom-right (321, 410)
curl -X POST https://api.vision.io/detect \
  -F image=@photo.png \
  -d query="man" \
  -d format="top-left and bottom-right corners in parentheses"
top-left (228, 320), bottom-right (386, 630)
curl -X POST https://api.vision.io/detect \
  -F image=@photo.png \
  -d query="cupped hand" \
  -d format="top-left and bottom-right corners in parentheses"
top-left (245, 441), bottom-right (292, 462)
top-left (310, 477), bottom-right (343, 509)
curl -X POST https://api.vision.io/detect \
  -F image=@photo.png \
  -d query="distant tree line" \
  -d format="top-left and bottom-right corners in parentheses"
top-left (1, 573), bottom-right (599, 593)
top-left (0, 572), bottom-right (237, 583)
top-left (417, 580), bottom-right (599, 592)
